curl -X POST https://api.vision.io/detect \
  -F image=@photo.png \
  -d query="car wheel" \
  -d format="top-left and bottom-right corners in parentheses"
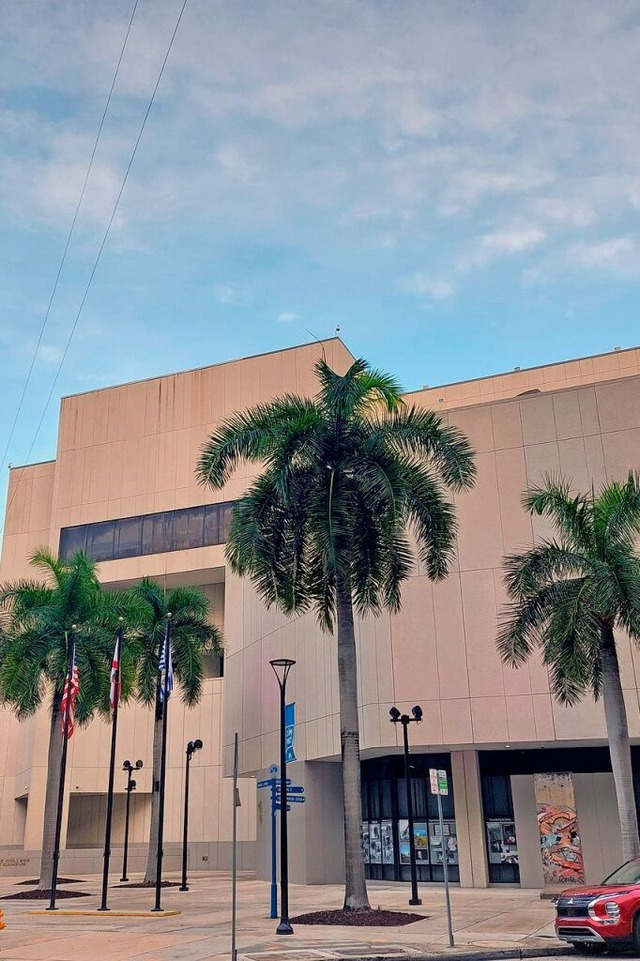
top-left (634, 912), bottom-right (640, 950)
top-left (572, 945), bottom-right (607, 955)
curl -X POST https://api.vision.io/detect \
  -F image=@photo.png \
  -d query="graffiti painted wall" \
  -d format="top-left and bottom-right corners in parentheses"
top-left (534, 772), bottom-right (585, 885)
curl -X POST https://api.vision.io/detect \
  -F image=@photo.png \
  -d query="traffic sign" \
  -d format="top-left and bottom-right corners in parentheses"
top-left (269, 764), bottom-right (278, 775)
top-left (429, 768), bottom-right (439, 795)
top-left (438, 770), bottom-right (449, 796)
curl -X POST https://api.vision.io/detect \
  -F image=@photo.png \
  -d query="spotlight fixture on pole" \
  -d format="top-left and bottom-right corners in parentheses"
top-left (179, 739), bottom-right (203, 892)
top-left (389, 704), bottom-right (423, 906)
top-left (121, 759), bottom-right (143, 882)
top-left (269, 658), bottom-right (295, 936)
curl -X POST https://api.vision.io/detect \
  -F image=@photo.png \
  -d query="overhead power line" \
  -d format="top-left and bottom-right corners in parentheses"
top-left (0, 0), bottom-right (140, 478)
top-left (5, 0), bottom-right (190, 524)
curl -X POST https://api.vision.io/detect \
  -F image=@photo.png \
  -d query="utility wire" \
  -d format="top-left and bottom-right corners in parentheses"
top-left (0, 0), bottom-right (140, 478)
top-left (5, 0), bottom-right (190, 521)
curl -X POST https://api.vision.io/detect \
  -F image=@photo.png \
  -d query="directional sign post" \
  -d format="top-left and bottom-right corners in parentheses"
top-left (429, 768), bottom-right (454, 946)
top-left (257, 767), bottom-right (306, 920)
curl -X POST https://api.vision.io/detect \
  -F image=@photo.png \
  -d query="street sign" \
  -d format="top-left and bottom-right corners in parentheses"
top-left (429, 768), bottom-right (449, 796)
top-left (274, 803), bottom-right (291, 812)
top-left (276, 785), bottom-right (305, 794)
top-left (429, 768), bottom-right (439, 795)
top-left (258, 777), bottom-right (292, 789)
top-left (282, 795), bottom-right (306, 803)
top-left (269, 764), bottom-right (278, 775)
top-left (438, 769), bottom-right (449, 796)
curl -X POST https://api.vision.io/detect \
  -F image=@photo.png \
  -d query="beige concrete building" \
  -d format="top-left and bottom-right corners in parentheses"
top-left (1, 338), bottom-right (640, 888)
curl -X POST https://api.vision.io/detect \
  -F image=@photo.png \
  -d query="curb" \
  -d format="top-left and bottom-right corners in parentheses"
top-left (28, 909), bottom-right (182, 918)
top-left (336, 949), bottom-right (568, 961)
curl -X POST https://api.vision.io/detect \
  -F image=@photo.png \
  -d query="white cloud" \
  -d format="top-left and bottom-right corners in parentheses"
top-left (461, 226), bottom-right (546, 269)
top-left (399, 275), bottom-right (454, 301)
top-left (277, 312), bottom-right (300, 323)
top-left (568, 236), bottom-right (637, 272)
top-left (214, 285), bottom-right (250, 306)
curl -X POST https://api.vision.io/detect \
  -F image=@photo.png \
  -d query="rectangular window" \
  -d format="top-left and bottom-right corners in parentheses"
top-left (86, 521), bottom-right (115, 562)
top-left (115, 517), bottom-right (142, 558)
top-left (59, 526), bottom-right (87, 559)
top-left (60, 501), bottom-right (235, 562)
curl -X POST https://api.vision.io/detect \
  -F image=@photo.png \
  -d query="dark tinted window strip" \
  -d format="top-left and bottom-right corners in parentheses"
top-left (59, 501), bottom-right (235, 563)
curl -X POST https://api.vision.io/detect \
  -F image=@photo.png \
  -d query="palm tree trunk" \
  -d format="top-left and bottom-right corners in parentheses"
top-left (38, 694), bottom-right (63, 888)
top-left (143, 699), bottom-right (164, 884)
top-left (336, 576), bottom-right (370, 911)
top-left (601, 623), bottom-right (640, 861)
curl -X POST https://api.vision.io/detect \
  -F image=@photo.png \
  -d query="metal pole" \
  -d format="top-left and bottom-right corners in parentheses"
top-left (152, 616), bottom-right (171, 912)
top-left (231, 732), bottom-right (239, 961)
top-left (277, 681), bottom-right (293, 934)
top-left (437, 790), bottom-right (454, 947)
top-left (179, 747), bottom-right (191, 891)
top-left (47, 631), bottom-right (75, 911)
top-left (98, 624), bottom-right (123, 911)
top-left (270, 780), bottom-right (277, 919)
top-left (121, 768), bottom-right (133, 882)
top-left (402, 718), bottom-right (421, 906)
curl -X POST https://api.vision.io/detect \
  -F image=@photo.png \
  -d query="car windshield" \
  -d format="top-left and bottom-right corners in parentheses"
top-left (602, 860), bottom-right (640, 885)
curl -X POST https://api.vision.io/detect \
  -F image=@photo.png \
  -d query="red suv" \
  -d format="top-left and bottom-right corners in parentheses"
top-left (555, 858), bottom-right (640, 952)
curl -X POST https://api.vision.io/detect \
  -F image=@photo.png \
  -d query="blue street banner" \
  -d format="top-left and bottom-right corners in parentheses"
top-left (285, 702), bottom-right (296, 762)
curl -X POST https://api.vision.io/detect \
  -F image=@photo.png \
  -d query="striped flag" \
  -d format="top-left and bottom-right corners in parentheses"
top-left (109, 634), bottom-right (121, 711)
top-left (158, 631), bottom-right (174, 703)
top-left (60, 654), bottom-right (80, 739)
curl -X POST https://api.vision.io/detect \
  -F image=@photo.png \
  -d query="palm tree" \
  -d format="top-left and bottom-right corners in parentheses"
top-left (0, 549), bottom-right (128, 889)
top-left (127, 578), bottom-right (222, 885)
top-left (498, 473), bottom-right (640, 861)
top-left (197, 357), bottom-right (476, 910)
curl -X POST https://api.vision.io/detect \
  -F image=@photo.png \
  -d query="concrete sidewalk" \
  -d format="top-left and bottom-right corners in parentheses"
top-left (0, 872), bottom-right (566, 961)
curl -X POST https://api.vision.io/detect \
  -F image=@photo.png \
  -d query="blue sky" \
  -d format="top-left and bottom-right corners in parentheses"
top-left (1, 0), bottom-right (640, 482)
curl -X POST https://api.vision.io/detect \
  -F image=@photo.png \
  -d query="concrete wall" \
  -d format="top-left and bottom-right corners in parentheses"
top-left (512, 771), bottom-right (625, 888)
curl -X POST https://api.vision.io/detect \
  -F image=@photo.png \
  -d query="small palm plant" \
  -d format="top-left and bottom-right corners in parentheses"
top-left (0, 550), bottom-right (130, 888)
top-left (498, 473), bottom-right (640, 861)
top-left (127, 578), bottom-right (222, 885)
top-left (197, 356), bottom-right (475, 909)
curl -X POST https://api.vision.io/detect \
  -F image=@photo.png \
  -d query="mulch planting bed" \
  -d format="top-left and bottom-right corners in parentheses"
top-left (16, 878), bottom-right (83, 885)
top-left (290, 908), bottom-right (427, 926)
top-left (1, 889), bottom-right (90, 900)
top-left (116, 881), bottom-right (181, 888)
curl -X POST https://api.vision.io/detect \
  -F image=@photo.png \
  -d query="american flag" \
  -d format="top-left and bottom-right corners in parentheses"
top-left (158, 630), bottom-right (174, 703)
top-left (60, 653), bottom-right (80, 739)
top-left (109, 633), bottom-right (121, 711)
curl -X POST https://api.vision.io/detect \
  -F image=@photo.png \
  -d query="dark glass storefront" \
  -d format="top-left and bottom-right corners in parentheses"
top-left (361, 754), bottom-right (459, 883)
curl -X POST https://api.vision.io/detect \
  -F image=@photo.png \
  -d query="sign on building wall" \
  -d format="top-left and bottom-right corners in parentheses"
top-left (534, 772), bottom-right (585, 885)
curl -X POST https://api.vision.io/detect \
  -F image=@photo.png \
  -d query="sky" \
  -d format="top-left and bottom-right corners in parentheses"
top-left (1, 0), bottom-right (640, 486)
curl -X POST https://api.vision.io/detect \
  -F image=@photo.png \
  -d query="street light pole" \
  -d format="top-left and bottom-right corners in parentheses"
top-left (179, 739), bottom-right (203, 892)
top-left (121, 760), bottom-right (143, 882)
top-left (389, 705), bottom-right (423, 906)
top-left (269, 658), bottom-right (295, 936)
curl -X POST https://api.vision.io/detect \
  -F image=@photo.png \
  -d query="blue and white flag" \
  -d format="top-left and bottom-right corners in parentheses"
top-left (158, 632), bottom-right (174, 702)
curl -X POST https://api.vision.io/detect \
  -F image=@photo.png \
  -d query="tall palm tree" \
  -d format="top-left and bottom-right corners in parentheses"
top-left (498, 473), bottom-right (640, 861)
top-left (0, 549), bottom-right (129, 889)
top-left (197, 357), bottom-right (476, 910)
top-left (127, 578), bottom-right (222, 885)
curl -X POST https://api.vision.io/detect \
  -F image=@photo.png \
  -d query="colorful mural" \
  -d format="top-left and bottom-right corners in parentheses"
top-left (534, 772), bottom-right (585, 885)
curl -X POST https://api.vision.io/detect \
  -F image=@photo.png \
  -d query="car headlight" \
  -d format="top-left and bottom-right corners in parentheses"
top-left (604, 901), bottom-right (620, 920)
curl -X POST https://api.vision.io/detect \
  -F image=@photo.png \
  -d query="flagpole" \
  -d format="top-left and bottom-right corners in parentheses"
top-left (47, 627), bottom-right (76, 911)
top-left (98, 620), bottom-right (123, 911)
top-left (152, 613), bottom-right (172, 912)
